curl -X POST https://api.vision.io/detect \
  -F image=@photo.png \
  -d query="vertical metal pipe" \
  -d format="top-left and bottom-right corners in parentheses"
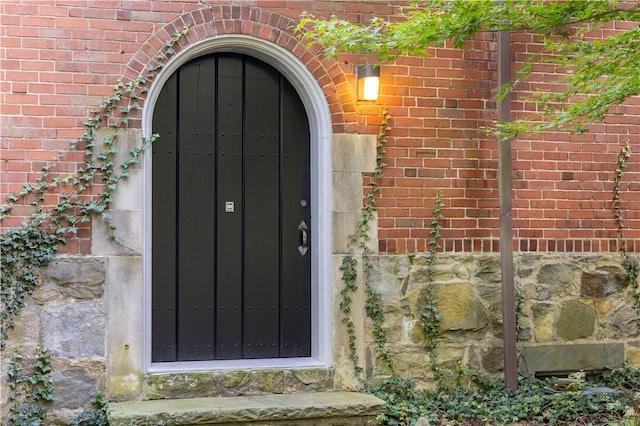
top-left (498, 29), bottom-right (518, 390)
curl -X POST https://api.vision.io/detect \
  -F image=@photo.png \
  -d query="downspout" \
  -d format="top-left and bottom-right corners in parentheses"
top-left (498, 29), bottom-right (518, 390)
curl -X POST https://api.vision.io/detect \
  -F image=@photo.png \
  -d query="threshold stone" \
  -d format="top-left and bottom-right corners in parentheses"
top-left (108, 391), bottom-right (385, 425)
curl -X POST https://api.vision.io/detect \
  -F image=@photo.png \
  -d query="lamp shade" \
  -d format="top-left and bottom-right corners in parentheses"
top-left (356, 64), bottom-right (380, 101)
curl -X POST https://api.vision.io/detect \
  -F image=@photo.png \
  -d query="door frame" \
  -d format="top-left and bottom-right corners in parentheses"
top-left (141, 35), bottom-right (333, 373)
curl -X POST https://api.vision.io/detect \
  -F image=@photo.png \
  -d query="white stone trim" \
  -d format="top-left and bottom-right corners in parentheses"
top-left (141, 35), bottom-right (333, 373)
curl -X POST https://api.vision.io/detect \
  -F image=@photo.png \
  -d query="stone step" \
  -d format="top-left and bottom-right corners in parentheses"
top-left (108, 391), bottom-right (385, 426)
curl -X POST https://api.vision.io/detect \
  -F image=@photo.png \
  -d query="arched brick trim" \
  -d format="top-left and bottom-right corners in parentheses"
top-left (123, 4), bottom-right (355, 132)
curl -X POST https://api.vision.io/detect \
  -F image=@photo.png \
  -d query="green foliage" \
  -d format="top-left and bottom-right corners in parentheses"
top-left (297, 0), bottom-right (640, 136)
top-left (369, 368), bottom-right (640, 425)
top-left (337, 123), bottom-right (446, 382)
top-left (612, 142), bottom-right (640, 316)
top-left (68, 392), bottom-right (109, 426)
top-left (365, 110), bottom-right (395, 376)
top-left (420, 193), bottom-right (444, 372)
top-left (526, 25), bottom-right (640, 135)
top-left (339, 109), bottom-right (393, 381)
top-left (367, 375), bottom-right (423, 426)
top-left (339, 253), bottom-right (363, 378)
top-left (515, 284), bottom-right (525, 336)
top-left (7, 345), bottom-right (54, 426)
top-left (601, 362), bottom-right (640, 392)
top-left (0, 25), bottom-right (190, 352)
top-left (338, 117), bottom-right (447, 383)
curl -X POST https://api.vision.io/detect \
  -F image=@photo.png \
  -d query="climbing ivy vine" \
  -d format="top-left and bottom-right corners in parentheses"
top-left (7, 345), bottom-right (54, 426)
top-left (339, 109), bottom-right (394, 381)
top-left (0, 26), bottom-right (190, 351)
top-left (613, 141), bottom-right (640, 314)
top-left (338, 111), bottom-right (449, 382)
top-left (420, 192), bottom-right (444, 372)
top-left (364, 110), bottom-right (395, 376)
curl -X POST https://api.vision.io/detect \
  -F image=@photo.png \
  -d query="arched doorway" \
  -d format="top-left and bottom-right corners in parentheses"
top-left (142, 36), bottom-right (333, 371)
top-left (151, 53), bottom-right (311, 362)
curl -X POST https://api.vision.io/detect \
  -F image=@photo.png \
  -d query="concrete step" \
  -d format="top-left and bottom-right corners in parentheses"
top-left (108, 391), bottom-right (385, 426)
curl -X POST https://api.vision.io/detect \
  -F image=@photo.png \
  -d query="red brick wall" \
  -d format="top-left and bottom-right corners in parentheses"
top-left (374, 27), bottom-right (640, 254)
top-left (1, 0), bottom-right (638, 254)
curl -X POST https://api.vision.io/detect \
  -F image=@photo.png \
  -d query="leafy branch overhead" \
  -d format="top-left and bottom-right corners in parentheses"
top-left (298, 0), bottom-right (640, 135)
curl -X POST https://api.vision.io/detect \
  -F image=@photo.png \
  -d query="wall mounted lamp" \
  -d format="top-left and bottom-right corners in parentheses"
top-left (356, 64), bottom-right (380, 101)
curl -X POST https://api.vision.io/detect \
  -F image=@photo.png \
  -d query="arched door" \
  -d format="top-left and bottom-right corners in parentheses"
top-left (151, 53), bottom-right (311, 362)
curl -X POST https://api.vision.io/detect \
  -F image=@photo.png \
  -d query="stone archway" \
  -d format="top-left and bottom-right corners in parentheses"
top-left (100, 5), bottom-right (375, 399)
top-left (100, 6), bottom-right (340, 400)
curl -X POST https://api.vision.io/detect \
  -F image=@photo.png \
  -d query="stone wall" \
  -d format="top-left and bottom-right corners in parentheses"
top-left (3, 251), bottom-right (640, 419)
top-left (1, 257), bottom-right (108, 422)
top-left (365, 253), bottom-right (640, 385)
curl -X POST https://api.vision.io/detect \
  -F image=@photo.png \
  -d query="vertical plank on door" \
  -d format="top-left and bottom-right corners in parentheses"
top-left (151, 73), bottom-right (178, 362)
top-left (215, 54), bottom-right (244, 359)
top-left (243, 57), bottom-right (280, 358)
top-left (280, 77), bottom-right (312, 357)
top-left (176, 57), bottom-right (217, 361)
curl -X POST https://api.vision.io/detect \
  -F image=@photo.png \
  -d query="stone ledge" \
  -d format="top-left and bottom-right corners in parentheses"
top-left (108, 391), bottom-right (385, 426)
top-left (521, 343), bottom-right (624, 376)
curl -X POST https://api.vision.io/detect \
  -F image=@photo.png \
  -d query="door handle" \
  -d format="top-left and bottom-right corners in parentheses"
top-left (298, 221), bottom-right (308, 256)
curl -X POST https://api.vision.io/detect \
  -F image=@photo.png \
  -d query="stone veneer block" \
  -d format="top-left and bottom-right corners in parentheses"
top-left (111, 168), bottom-right (143, 211)
top-left (91, 210), bottom-right (143, 255)
top-left (285, 369), bottom-right (333, 393)
top-left (43, 257), bottom-right (106, 300)
top-left (143, 369), bottom-right (335, 400)
top-left (432, 283), bottom-right (489, 332)
top-left (41, 300), bottom-right (106, 357)
top-left (557, 300), bottom-right (596, 340)
top-left (331, 255), bottom-right (367, 389)
top-left (90, 130), bottom-right (144, 256)
top-left (94, 128), bottom-right (143, 172)
top-left (106, 256), bottom-right (144, 400)
top-left (50, 369), bottom-right (97, 410)
top-left (333, 134), bottom-right (377, 173)
top-left (108, 391), bottom-right (384, 426)
top-left (333, 172), bottom-right (366, 213)
top-left (521, 343), bottom-right (624, 375)
top-left (580, 266), bottom-right (627, 298)
top-left (332, 212), bottom-right (377, 254)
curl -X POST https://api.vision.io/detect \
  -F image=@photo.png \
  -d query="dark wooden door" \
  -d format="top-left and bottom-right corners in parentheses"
top-left (151, 53), bottom-right (311, 362)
